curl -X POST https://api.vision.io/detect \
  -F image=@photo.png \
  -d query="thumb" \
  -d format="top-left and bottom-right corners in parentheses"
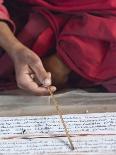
top-left (43, 72), bottom-right (52, 87)
top-left (31, 60), bottom-right (51, 86)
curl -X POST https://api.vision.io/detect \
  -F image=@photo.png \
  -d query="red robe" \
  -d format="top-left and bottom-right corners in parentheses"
top-left (1, 0), bottom-right (116, 91)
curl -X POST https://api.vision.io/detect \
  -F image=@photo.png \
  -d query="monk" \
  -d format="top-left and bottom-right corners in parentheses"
top-left (0, 0), bottom-right (116, 94)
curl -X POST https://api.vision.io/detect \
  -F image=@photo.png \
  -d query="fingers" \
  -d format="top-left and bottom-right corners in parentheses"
top-left (15, 64), bottom-right (56, 95)
top-left (17, 72), bottom-right (56, 95)
top-left (31, 72), bottom-right (52, 86)
top-left (30, 57), bottom-right (51, 87)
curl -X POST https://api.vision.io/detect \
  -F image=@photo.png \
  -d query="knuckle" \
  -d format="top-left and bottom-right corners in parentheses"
top-left (33, 58), bottom-right (42, 67)
top-left (33, 62), bottom-right (40, 69)
top-left (28, 53), bottom-right (40, 63)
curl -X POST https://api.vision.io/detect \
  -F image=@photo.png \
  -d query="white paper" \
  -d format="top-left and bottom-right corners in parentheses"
top-left (0, 112), bottom-right (116, 138)
top-left (0, 113), bottom-right (116, 154)
top-left (0, 135), bottom-right (116, 154)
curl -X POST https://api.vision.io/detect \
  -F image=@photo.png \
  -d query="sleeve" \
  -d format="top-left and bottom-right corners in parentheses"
top-left (0, 0), bottom-right (15, 32)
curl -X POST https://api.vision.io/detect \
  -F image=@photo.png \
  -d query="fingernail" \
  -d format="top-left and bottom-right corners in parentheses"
top-left (44, 79), bottom-right (51, 86)
top-left (52, 87), bottom-right (57, 92)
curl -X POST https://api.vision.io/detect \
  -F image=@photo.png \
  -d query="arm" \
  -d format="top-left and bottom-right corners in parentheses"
top-left (0, 1), bottom-right (56, 95)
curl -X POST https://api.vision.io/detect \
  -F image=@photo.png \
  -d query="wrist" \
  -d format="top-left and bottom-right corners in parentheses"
top-left (5, 41), bottom-right (22, 58)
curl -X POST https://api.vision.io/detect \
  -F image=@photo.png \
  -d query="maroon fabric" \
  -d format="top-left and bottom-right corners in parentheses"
top-left (1, 0), bottom-right (116, 91)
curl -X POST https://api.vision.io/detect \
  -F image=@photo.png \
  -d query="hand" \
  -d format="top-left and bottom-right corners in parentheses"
top-left (11, 46), bottom-right (56, 95)
top-left (0, 21), bottom-right (55, 95)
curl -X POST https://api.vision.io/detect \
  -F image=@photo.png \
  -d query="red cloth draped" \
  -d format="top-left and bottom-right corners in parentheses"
top-left (1, 0), bottom-right (116, 91)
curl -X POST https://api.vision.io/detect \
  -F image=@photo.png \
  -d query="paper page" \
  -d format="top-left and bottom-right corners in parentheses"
top-left (0, 135), bottom-right (116, 154)
top-left (0, 112), bottom-right (116, 138)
